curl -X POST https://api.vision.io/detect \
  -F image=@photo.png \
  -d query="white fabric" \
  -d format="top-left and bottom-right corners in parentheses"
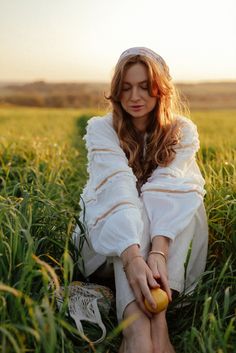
top-left (141, 117), bottom-right (206, 240)
top-left (117, 46), bottom-right (166, 68)
top-left (74, 112), bottom-right (207, 279)
top-left (113, 199), bottom-right (208, 322)
top-left (73, 112), bottom-right (208, 321)
top-left (75, 113), bottom-right (144, 273)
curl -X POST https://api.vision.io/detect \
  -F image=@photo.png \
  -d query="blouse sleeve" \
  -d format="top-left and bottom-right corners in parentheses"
top-left (141, 116), bottom-right (206, 241)
top-left (79, 116), bottom-right (144, 257)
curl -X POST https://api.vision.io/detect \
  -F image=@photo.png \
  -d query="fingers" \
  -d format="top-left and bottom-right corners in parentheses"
top-left (147, 255), bottom-right (172, 301)
top-left (132, 284), bottom-right (153, 318)
top-left (129, 270), bottom-right (157, 316)
top-left (149, 263), bottom-right (161, 280)
top-left (161, 277), bottom-right (172, 302)
top-left (125, 257), bottom-right (170, 316)
top-left (147, 255), bottom-right (161, 280)
top-left (141, 281), bottom-right (156, 310)
top-left (147, 271), bottom-right (160, 289)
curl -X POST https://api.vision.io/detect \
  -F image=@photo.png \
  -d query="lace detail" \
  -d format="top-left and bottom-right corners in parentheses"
top-left (55, 282), bottom-right (113, 344)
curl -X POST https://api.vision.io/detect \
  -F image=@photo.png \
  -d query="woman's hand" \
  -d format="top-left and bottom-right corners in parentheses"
top-left (121, 245), bottom-right (159, 316)
top-left (147, 253), bottom-right (172, 302)
top-left (147, 235), bottom-right (172, 302)
top-left (125, 256), bottom-right (160, 316)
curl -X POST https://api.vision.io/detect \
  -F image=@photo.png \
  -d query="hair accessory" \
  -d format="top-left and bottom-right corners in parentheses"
top-left (149, 250), bottom-right (167, 262)
top-left (117, 46), bottom-right (166, 68)
top-left (123, 255), bottom-right (143, 272)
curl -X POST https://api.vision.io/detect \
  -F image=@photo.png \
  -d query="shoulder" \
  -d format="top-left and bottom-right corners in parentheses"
top-left (174, 115), bottom-right (199, 149)
top-left (84, 112), bottom-right (120, 148)
top-left (87, 112), bottom-right (113, 129)
top-left (175, 115), bottom-right (197, 133)
top-left (86, 112), bottom-right (115, 136)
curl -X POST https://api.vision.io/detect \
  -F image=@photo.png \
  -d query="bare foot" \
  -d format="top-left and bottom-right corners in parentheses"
top-left (151, 310), bottom-right (176, 353)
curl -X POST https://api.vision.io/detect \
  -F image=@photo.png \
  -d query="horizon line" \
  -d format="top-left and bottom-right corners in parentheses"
top-left (1, 78), bottom-right (236, 86)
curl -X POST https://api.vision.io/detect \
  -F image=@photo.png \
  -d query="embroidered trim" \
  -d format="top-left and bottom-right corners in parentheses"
top-left (93, 201), bottom-right (136, 226)
top-left (91, 148), bottom-right (115, 152)
top-left (175, 142), bottom-right (199, 150)
top-left (95, 170), bottom-right (127, 191)
top-left (142, 188), bottom-right (203, 196)
top-left (155, 172), bottom-right (178, 178)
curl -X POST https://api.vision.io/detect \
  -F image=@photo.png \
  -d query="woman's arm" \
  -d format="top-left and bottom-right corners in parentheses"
top-left (120, 244), bottom-right (159, 316)
top-left (141, 117), bottom-right (205, 242)
top-left (81, 116), bottom-right (144, 257)
top-left (151, 235), bottom-right (170, 255)
top-left (120, 236), bottom-right (172, 314)
top-left (141, 118), bottom-right (205, 300)
top-left (147, 236), bottom-right (172, 301)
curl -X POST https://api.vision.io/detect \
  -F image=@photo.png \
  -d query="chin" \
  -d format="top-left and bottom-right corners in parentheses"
top-left (128, 109), bottom-right (146, 116)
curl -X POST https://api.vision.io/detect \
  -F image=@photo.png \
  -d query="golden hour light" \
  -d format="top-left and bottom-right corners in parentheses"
top-left (0, 0), bottom-right (235, 83)
top-left (0, 1), bottom-right (236, 353)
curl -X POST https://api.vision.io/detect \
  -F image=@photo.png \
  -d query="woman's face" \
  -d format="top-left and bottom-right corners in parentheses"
top-left (120, 62), bottom-right (157, 131)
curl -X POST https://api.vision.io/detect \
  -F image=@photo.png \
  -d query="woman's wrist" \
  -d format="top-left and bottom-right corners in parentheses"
top-left (120, 244), bottom-right (141, 265)
top-left (123, 255), bottom-right (143, 272)
top-left (151, 235), bottom-right (170, 258)
top-left (149, 250), bottom-right (167, 262)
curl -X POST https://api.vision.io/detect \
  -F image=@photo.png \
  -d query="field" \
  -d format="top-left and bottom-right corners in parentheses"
top-left (0, 107), bottom-right (236, 353)
top-left (1, 81), bottom-right (236, 110)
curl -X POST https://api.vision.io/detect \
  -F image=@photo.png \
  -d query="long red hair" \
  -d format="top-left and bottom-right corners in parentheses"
top-left (106, 54), bottom-right (189, 191)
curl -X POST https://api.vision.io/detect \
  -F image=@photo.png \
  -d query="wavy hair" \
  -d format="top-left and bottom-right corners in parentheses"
top-left (105, 54), bottom-right (189, 191)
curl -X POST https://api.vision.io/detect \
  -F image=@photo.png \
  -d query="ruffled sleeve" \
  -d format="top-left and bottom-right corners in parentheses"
top-left (79, 114), bottom-right (144, 257)
top-left (141, 116), bottom-right (206, 241)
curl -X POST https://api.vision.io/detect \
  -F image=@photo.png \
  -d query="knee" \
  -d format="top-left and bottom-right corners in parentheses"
top-left (123, 313), bottom-right (150, 337)
top-left (123, 303), bottom-right (148, 331)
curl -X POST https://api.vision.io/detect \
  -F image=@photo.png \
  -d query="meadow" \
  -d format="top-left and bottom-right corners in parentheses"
top-left (0, 107), bottom-right (235, 353)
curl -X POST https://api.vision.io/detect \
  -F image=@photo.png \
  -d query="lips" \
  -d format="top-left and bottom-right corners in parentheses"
top-left (130, 105), bottom-right (144, 111)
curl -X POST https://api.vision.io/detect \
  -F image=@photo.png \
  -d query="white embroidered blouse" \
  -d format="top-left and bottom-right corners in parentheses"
top-left (78, 112), bottom-right (206, 264)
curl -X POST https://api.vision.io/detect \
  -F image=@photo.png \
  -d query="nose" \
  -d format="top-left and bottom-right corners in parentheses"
top-left (130, 86), bottom-right (140, 101)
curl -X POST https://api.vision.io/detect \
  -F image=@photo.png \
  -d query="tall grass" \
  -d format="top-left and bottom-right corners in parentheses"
top-left (0, 107), bottom-right (235, 352)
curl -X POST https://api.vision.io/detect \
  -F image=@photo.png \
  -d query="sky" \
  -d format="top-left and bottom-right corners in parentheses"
top-left (0, 0), bottom-right (236, 83)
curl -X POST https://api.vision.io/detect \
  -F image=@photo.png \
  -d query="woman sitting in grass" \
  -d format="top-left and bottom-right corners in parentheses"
top-left (74, 47), bottom-right (208, 353)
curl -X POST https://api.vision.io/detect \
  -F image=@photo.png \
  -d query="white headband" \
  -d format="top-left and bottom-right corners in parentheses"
top-left (117, 47), bottom-right (166, 68)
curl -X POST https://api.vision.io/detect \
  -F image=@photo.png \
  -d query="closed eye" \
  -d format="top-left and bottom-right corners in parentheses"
top-left (122, 85), bottom-right (148, 91)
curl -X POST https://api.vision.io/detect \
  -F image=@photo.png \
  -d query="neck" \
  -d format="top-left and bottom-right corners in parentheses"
top-left (132, 117), bottom-right (148, 134)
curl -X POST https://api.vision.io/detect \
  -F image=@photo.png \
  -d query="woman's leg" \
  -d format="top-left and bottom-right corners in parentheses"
top-left (119, 301), bottom-right (153, 353)
top-left (119, 302), bottom-right (176, 353)
top-left (150, 310), bottom-right (176, 353)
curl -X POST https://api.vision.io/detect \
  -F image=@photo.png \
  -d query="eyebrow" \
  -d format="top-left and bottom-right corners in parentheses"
top-left (122, 80), bottom-right (148, 85)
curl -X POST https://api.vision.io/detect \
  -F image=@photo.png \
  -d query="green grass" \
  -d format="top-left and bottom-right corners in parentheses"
top-left (0, 107), bottom-right (235, 353)
top-left (191, 110), bottom-right (236, 148)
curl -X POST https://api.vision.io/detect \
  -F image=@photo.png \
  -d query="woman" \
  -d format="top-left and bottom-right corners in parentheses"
top-left (74, 47), bottom-right (208, 353)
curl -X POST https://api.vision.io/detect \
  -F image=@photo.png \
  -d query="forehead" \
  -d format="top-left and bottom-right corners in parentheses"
top-left (122, 62), bottom-right (148, 84)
